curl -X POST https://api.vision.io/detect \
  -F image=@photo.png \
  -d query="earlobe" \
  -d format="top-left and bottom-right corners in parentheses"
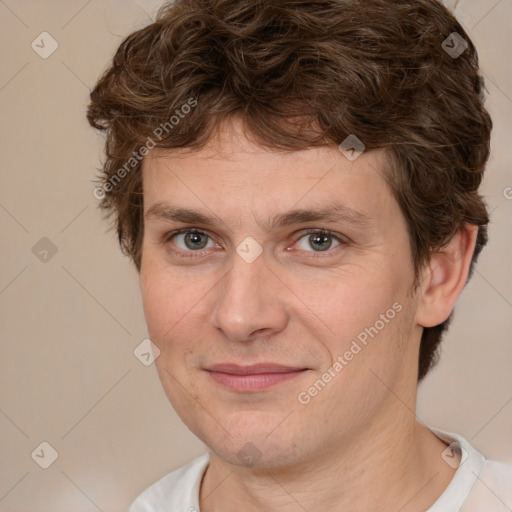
top-left (415, 224), bottom-right (479, 328)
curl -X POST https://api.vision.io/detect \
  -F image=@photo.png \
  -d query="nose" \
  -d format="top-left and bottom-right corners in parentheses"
top-left (210, 250), bottom-right (289, 343)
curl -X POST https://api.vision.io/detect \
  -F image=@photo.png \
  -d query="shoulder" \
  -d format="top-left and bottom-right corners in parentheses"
top-left (128, 453), bottom-right (210, 512)
top-left (428, 427), bottom-right (512, 512)
top-left (469, 459), bottom-right (512, 510)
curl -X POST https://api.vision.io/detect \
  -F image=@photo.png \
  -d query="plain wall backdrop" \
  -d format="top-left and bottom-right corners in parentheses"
top-left (0, 0), bottom-right (511, 510)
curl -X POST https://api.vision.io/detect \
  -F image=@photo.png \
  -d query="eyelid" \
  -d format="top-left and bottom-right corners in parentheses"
top-left (296, 228), bottom-right (350, 244)
top-left (164, 227), bottom-right (209, 243)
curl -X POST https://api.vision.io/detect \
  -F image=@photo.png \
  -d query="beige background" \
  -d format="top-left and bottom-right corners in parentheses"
top-left (0, 0), bottom-right (511, 510)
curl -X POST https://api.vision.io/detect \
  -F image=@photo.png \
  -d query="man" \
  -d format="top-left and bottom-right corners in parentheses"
top-left (87, 0), bottom-right (512, 510)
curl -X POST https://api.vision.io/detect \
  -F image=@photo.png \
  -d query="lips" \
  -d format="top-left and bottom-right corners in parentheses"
top-left (207, 363), bottom-right (305, 374)
top-left (205, 363), bottom-right (308, 392)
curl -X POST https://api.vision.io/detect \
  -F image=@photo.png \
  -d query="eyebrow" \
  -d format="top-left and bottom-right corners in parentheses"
top-left (145, 201), bottom-right (372, 231)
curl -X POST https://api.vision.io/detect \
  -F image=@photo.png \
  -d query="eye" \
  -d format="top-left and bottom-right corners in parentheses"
top-left (295, 229), bottom-right (342, 253)
top-left (164, 227), bottom-right (347, 259)
top-left (167, 229), bottom-right (216, 252)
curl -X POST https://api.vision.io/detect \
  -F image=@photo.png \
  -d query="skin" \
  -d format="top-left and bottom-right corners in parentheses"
top-left (139, 118), bottom-right (477, 512)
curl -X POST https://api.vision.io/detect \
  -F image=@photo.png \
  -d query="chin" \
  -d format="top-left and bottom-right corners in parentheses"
top-left (213, 438), bottom-right (303, 470)
top-left (197, 410), bottom-right (305, 469)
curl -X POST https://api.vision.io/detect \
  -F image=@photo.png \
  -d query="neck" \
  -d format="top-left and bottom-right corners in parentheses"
top-left (199, 400), bottom-right (456, 512)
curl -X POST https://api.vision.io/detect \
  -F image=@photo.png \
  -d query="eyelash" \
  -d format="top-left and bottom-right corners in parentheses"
top-left (163, 228), bottom-right (348, 259)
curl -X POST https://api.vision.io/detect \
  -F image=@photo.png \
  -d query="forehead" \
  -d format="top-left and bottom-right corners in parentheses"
top-left (141, 119), bottom-right (397, 232)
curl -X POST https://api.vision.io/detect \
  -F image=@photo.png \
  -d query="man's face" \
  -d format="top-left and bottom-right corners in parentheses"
top-left (140, 120), bottom-right (423, 469)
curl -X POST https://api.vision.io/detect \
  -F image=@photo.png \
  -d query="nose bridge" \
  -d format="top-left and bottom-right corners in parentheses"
top-left (211, 250), bottom-right (287, 341)
top-left (227, 255), bottom-right (262, 306)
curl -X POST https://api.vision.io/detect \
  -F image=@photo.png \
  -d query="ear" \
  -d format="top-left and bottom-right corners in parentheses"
top-left (415, 224), bottom-right (479, 328)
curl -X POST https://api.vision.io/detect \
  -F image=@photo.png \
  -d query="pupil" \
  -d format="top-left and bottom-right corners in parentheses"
top-left (310, 233), bottom-right (331, 251)
top-left (185, 232), bottom-right (207, 250)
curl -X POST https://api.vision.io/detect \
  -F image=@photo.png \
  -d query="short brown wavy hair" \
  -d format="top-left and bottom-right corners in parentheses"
top-left (87, 0), bottom-right (492, 381)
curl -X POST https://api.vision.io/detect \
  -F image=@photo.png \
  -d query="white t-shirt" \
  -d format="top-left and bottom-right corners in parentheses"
top-left (128, 428), bottom-right (512, 512)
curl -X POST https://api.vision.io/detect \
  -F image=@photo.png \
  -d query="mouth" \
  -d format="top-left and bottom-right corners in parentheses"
top-left (205, 363), bottom-right (309, 392)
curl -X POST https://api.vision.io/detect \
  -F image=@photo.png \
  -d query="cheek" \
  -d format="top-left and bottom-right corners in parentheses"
top-left (140, 259), bottom-right (206, 407)
top-left (140, 256), bottom-right (190, 343)
top-left (301, 267), bottom-right (402, 340)
top-left (300, 264), bottom-right (414, 396)
top-left (139, 254), bottom-right (213, 369)
top-left (140, 266), bottom-right (171, 341)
